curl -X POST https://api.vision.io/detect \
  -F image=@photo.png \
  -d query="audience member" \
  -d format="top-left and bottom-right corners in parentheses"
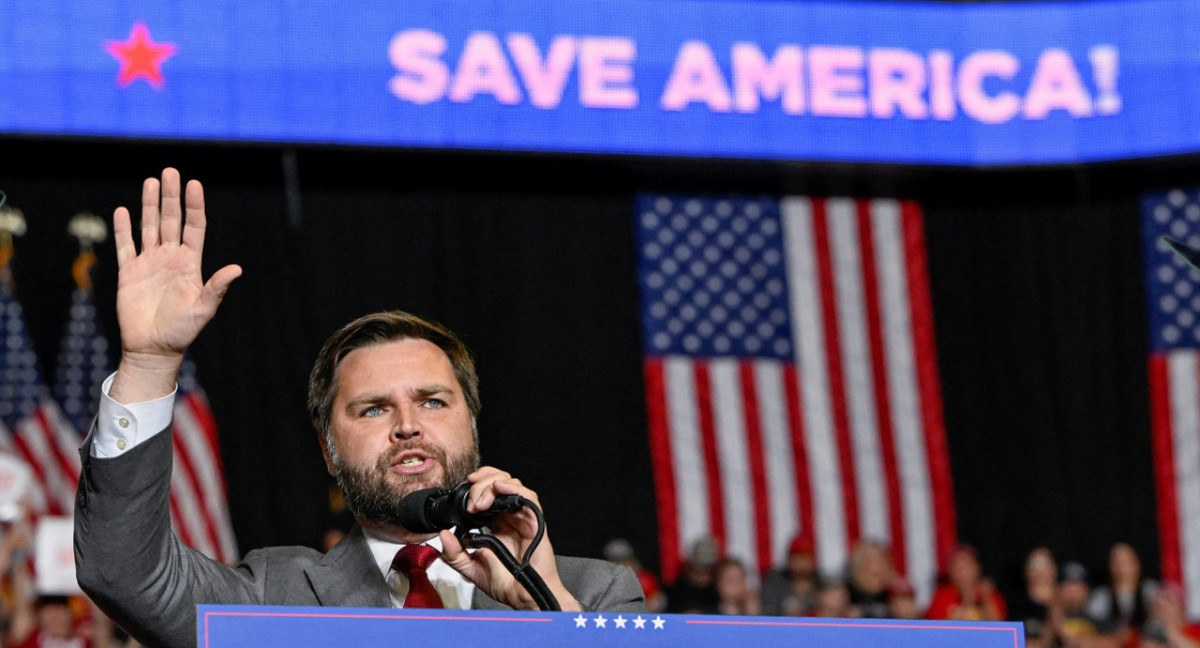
top-left (6, 595), bottom-right (121, 648)
top-left (714, 558), bottom-right (761, 616)
top-left (0, 514), bottom-right (33, 640)
top-left (665, 537), bottom-right (720, 614)
top-left (761, 534), bottom-right (818, 616)
top-left (1051, 561), bottom-right (1113, 648)
top-left (1140, 583), bottom-right (1200, 648)
top-left (847, 539), bottom-right (896, 618)
top-left (887, 578), bottom-right (922, 620)
top-left (1016, 547), bottom-right (1058, 644)
top-left (812, 578), bottom-right (859, 618)
top-left (925, 545), bottom-right (1007, 621)
top-left (1086, 543), bottom-right (1157, 645)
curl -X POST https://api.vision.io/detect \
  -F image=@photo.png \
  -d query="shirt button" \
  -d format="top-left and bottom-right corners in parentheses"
top-left (116, 439), bottom-right (127, 451)
top-left (117, 417), bottom-right (130, 429)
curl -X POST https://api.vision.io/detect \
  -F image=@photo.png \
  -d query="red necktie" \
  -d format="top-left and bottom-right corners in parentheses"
top-left (391, 544), bottom-right (444, 609)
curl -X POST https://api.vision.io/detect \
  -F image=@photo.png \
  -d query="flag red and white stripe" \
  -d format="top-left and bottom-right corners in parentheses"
top-left (1143, 188), bottom-right (1200, 618)
top-left (1, 401), bottom-right (80, 516)
top-left (170, 360), bottom-right (238, 564)
top-left (638, 195), bottom-right (955, 605)
top-left (0, 271), bottom-right (81, 516)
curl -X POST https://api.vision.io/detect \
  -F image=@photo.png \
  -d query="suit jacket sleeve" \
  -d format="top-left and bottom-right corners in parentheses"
top-left (74, 424), bottom-right (261, 648)
top-left (554, 556), bottom-right (647, 613)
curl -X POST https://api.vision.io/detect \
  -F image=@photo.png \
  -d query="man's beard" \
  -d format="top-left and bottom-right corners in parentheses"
top-left (331, 440), bottom-right (481, 530)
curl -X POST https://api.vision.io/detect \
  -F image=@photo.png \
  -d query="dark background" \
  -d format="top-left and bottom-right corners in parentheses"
top-left (4, 136), bottom-right (1194, 605)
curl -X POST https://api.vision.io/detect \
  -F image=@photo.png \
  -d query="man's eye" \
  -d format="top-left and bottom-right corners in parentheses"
top-left (423, 399), bottom-right (446, 409)
top-left (360, 405), bottom-right (383, 417)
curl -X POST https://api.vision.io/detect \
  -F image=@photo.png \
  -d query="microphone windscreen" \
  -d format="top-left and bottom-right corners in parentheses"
top-left (396, 487), bottom-right (448, 533)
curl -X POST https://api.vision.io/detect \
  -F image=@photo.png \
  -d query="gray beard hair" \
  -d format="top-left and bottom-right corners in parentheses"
top-left (331, 441), bottom-right (481, 530)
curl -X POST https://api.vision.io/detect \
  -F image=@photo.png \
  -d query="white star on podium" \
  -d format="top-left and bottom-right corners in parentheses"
top-left (633, 616), bottom-right (647, 629)
top-left (594, 615), bottom-right (608, 628)
top-left (615, 615), bottom-right (628, 628)
top-left (652, 616), bottom-right (666, 629)
top-left (574, 614), bottom-right (587, 628)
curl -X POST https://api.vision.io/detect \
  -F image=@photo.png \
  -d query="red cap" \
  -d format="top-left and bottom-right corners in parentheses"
top-left (789, 534), bottom-right (815, 556)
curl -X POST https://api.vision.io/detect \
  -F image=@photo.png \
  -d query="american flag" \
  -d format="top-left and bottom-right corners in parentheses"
top-left (168, 355), bottom-right (238, 564)
top-left (53, 280), bottom-right (111, 433)
top-left (636, 195), bottom-right (956, 605)
top-left (0, 269), bottom-right (81, 516)
top-left (1142, 187), bottom-right (1200, 618)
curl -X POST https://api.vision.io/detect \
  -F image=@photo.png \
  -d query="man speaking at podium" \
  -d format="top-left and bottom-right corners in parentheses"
top-left (73, 169), bottom-right (646, 648)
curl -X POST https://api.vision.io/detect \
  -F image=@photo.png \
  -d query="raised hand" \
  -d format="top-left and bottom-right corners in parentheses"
top-left (439, 467), bottom-right (583, 611)
top-left (109, 168), bottom-right (242, 404)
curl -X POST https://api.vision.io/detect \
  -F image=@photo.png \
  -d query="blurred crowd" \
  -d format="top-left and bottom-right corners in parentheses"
top-left (602, 536), bottom-right (1200, 648)
top-left (0, 501), bottom-right (1194, 648)
top-left (0, 515), bottom-right (140, 648)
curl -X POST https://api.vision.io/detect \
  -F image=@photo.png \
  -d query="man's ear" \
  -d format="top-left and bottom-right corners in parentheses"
top-left (317, 431), bottom-right (336, 476)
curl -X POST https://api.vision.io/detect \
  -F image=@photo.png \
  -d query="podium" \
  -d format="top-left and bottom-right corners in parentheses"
top-left (198, 605), bottom-right (1025, 648)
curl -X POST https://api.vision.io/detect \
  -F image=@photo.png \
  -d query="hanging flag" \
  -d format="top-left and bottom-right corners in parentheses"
top-left (0, 267), bottom-right (81, 516)
top-left (636, 194), bottom-right (955, 605)
top-left (1142, 187), bottom-right (1200, 619)
top-left (169, 355), bottom-right (238, 564)
top-left (53, 249), bottom-right (111, 433)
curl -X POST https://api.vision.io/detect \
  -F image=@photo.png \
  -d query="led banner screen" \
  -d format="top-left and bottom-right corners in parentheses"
top-left (2, 0), bottom-right (1198, 165)
top-left (197, 605), bottom-right (1025, 648)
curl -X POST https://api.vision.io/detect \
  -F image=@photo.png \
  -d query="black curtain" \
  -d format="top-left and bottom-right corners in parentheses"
top-left (923, 192), bottom-right (1157, 601)
top-left (2, 139), bottom-right (1194, 605)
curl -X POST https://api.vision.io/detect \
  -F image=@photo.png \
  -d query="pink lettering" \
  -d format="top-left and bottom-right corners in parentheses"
top-left (448, 31), bottom-right (522, 105)
top-left (957, 50), bottom-right (1020, 124)
top-left (660, 41), bottom-right (733, 112)
top-left (869, 48), bottom-right (927, 119)
top-left (1022, 48), bottom-right (1093, 119)
top-left (731, 43), bottom-right (804, 114)
top-left (1089, 45), bottom-right (1121, 115)
top-left (388, 29), bottom-right (449, 105)
top-left (928, 50), bottom-right (956, 120)
top-left (808, 46), bottom-right (866, 117)
top-left (506, 34), bottom-right (576, 109)
top-left (579, 37), bottom-right (638, 109)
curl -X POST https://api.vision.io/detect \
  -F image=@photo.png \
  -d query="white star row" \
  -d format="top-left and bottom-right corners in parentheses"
top-left (572, 614), bottom-right (666, 630)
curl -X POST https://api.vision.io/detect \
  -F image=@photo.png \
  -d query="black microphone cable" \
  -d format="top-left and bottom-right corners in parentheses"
top-left (397, 485), bottom-right (560, 611)
top-left (457, 495), bottom-right (560, 611)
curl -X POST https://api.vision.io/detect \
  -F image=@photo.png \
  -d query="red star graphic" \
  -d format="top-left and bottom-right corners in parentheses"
top-left (104, 22), bottom-right (178, 90)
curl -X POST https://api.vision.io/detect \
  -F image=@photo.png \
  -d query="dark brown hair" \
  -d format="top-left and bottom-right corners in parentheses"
top-left (307, 311), bottom-right (481, 438)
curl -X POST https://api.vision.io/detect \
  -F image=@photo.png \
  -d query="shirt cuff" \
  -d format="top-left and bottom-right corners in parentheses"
top-left (92, 372), bottom-right (177, 458)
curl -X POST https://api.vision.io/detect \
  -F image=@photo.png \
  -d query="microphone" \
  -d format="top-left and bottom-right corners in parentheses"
top-left (397, 482), bottom-right (561, 611)
top-left (397, 483), bottom-right (524, 533)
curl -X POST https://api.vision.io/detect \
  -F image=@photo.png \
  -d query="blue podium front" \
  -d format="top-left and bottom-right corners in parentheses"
top-left (198, 605), bottom-right (1025, 648)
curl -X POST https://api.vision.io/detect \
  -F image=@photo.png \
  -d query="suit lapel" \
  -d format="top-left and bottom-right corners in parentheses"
top-left (305, 526), bottom-right (391, 608)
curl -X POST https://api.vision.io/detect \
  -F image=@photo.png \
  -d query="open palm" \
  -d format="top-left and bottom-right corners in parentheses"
top-left (110, 168), bottom-right (241, 401)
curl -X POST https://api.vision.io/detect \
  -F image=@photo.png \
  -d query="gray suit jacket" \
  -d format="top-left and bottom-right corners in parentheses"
top-left (75, 429), bottom-right (645, 648)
